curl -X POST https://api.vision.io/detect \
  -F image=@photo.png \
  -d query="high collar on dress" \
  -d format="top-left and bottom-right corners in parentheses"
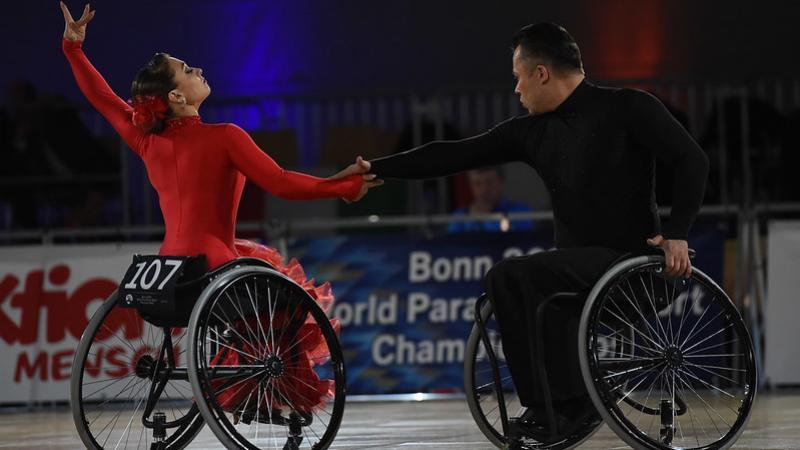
top-left (165, 115), bottom-right (203, 130)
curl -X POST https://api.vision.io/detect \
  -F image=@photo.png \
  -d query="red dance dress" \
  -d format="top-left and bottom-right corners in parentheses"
top-left (64, 39), bottom-right (355, 413)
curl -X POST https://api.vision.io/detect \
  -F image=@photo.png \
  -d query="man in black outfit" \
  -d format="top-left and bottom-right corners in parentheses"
top-left (342, 22), bottom-right (708, 445)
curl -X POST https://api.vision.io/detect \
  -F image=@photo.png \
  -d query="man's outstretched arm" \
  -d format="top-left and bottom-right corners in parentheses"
top-left (369, 117), bottom-right (529, 179)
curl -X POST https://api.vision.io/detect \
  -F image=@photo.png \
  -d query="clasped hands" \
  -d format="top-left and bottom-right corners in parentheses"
top-left (330, 156), bottom-right (381, 203)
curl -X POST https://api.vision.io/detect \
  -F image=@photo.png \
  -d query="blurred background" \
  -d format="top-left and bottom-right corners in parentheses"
top-left (1, 0), bottom-right (799, 407)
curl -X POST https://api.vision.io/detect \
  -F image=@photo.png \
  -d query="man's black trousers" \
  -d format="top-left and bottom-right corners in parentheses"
top-left (484, 246), bottom-right (623, 409)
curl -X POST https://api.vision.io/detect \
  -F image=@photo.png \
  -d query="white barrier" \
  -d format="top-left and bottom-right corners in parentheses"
top-left (765, 221), bottom-right (800, 386)
top-left (0, 243), bottom-right (158, 403)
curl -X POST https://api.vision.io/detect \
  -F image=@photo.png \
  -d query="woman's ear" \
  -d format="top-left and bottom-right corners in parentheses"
top-left (168, 90), bottom-right (184, 105)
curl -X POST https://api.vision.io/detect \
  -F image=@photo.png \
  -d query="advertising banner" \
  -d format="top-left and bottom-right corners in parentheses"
top-left (0, 228), bottom-right (724, 402)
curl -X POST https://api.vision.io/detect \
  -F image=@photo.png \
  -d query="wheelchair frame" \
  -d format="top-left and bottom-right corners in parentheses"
top-left (70, 257), bottom-right (346, 450)
top-left (465, 251), bottom-right (758, 450)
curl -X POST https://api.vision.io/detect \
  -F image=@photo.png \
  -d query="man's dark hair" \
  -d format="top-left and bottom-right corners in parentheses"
top-left (511, 22), bottom-right (583, 73)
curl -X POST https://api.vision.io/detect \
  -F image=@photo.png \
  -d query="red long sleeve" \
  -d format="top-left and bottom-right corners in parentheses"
top-left (224, 124), bottom-right (362, 201)
top-left (62, 39), bottom-right (145, 153)
top-left (61, 38), bottom-right (364, 269)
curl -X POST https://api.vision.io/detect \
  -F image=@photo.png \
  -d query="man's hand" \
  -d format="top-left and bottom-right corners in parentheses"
top-left (61, 2), bottom-right (95, 42)
top-left (330, 156), bottom-right (372, 180)
top-left (647, 235), bottom-right (691, 278)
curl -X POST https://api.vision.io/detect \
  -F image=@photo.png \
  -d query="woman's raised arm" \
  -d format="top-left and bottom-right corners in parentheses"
top-left (60, 2), bottom-right (145, 153)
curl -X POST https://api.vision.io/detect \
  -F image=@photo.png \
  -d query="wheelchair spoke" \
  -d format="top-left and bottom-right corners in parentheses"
top-left (684, 353), bottom-right (744, 359)
top-left (206, 332), bottom-right (261, 361)
top-left (681, 323), bottom-right (734, 355)
top-left (262, 376), bottom-right (276, 446)
top-left (597, 322), bottom-right (662, 356)
top-left (685, 360), bottom-right (746, 374)
top-left (277, 328), bottom-right (318, 358)
top-left (678, 296), bottom-right (719, 349)
top-left (266, 284), bottom-right (278, 361)
top-left (245, 279), bottom-right (270, 360)
top-left (602, 308), bottom-right (665, 352)
top-left (676, 372), bottom-right (705, 448)
top-left (225, 291), bottom-right (266, 358)
top-left (618, 276), bottom-right (667, 348)
top-left (678, 366), bottom-right (736, 401)
top-left (612, 363), bottom-right (663, 402)
top-left (632, 363), bottom-right (669, 432)
top-left (665, 276), bottom-right (677, 345)
top-left (673, 278), bottom-right (696, 348)
top-left (645, 272), bottom-right (673, 346)
top-left (210, 309), bottom-right (259, 355)
top-left (683, 337), bottom-right (741, 357)
top-left (675, 370), bottom-right (726, 436)
top-left (475, 375), bottom-right (513, 393)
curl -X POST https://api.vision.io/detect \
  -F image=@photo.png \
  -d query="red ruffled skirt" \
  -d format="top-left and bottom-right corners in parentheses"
top-left (209, 239), bottom-right (339, 414)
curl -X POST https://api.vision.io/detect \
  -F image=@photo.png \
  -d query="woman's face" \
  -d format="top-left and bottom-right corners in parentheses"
top-left (167, 57), bottom-right (210, 107)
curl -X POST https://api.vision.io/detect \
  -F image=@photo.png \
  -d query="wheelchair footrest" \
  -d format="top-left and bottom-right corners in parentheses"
top-left (659, 399), bottom-right (674, 445)
top-left (282, 436), bottom-right (303, 450)
top-left (234, 408), bottom-right (314, 427)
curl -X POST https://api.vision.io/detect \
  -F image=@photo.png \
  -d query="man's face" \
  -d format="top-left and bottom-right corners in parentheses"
top-left (469, 170), bottom-right (503, 206)
top-left (512, 46), bottom-right (541, 115)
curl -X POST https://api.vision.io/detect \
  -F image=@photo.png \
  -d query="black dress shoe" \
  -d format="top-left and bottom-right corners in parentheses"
top-left (508, 407), bottom-right (557, 444)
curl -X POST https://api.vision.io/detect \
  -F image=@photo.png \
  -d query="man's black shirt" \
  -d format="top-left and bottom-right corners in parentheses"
top-left (369, 80), bottom-right (709, 252)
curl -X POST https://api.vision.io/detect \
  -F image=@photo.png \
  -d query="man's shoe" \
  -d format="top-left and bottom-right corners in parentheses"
top-left (508, 407), bottom-right (554, 444)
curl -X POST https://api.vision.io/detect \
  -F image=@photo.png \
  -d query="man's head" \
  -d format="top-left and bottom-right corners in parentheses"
top-left (511, 23), bottom-right (584, 115)
top-left (468, 167), bottom-right (505, 208)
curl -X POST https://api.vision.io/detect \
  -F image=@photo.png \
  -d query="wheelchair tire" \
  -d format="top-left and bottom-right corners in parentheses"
top-left (464, 297), bottom-right (601, 449)
top-left (187, 266), bottom-right (346, 450)
top-left (579, 255), bottom-right (757, 450)
top-left (71, 290), bottom-right (205, 450)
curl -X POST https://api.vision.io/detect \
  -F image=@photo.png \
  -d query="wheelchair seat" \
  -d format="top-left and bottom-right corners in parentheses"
top-left (132, 255), bottom-right (276, 327)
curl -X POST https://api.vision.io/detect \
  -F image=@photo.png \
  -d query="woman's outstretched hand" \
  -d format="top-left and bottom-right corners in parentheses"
top-left (60, 2), bottom-right (95, 42)
top-left (330, 156), bottom-right (382, 203)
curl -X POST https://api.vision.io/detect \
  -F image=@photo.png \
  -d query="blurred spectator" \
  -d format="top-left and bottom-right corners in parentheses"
top-left (0, 80), bottom-right (119, 229)
top-left (448, 166), bottom-right (534, 233)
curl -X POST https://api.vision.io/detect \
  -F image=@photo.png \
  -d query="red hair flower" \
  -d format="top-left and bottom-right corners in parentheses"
top-left (129, 95), bottom-right (168, 131)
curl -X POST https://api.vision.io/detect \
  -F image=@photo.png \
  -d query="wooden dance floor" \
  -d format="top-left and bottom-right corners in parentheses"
top-left (0, 391), bottom-right (797, 449)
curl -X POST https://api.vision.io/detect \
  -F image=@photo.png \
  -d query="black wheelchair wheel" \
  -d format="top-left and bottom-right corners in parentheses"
top-left (70, 291), bottom-right (204, 450)
top-left (187, 267), bottom-right (346, 450)
top-left (579, 255), bottom-right (757, 450)
top-left (464, 297), bottom-right (601, 449)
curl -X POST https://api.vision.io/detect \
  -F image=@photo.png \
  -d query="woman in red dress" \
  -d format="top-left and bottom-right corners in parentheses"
top-left (60, 2), bottom-right (377, 415)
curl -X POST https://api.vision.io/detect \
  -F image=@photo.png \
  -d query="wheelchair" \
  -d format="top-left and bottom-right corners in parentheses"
top-left (70, 255), bottom-right (346, 450)
top-left (464, 250), bottom-right (757, 450)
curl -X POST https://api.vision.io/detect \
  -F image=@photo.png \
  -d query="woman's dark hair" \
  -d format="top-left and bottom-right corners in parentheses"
top-left (130, 53), bottom-right (176, 134)
top-left (511, 23), bottom-right (583, 73)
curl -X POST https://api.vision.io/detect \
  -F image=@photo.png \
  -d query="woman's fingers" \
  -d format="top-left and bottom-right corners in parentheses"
top-left (75, 9), bottom-right (95, 26)
top-left (75, 4), bottom-right (93, 25)
top-left (60, 1), bottom-right (74, 23)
